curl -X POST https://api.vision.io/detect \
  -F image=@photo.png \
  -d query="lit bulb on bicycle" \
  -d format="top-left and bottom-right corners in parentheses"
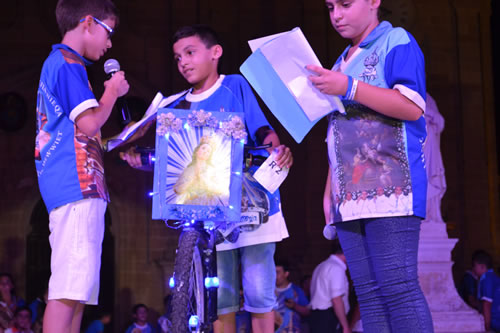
top-left (169, 276), bottom-right (175, 288)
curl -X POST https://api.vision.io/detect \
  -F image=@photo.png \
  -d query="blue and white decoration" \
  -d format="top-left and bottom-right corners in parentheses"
top-left (152, 108), bottom-right (245, 222)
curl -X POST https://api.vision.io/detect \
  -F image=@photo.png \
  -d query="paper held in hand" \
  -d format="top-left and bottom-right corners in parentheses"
top-left (105, 91), bottom-right (186, 151)
top-left (252, 151), bottom-right (289, 194)
top-left (240, 27), bottom-right (344, 143)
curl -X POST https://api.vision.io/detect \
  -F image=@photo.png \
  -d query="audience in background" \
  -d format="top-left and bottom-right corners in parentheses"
top-left (3, 250), bottom-right (499, 332)
top-left (4, 307), bottom-right (33, 333)
top-left (458, 265), bottom-right (480, 311)
top-left (472, 250), bottom-right (500, 332)
top-left (125, 304), bottom-right (154, 333)
top-left (300, 275), bottom-right (312, 302)
top-left (274, 260), bottom-right (310, 332)
top-left (0, 273), bottom-right (25, 331)
top-left (84, 309), bottom-right (112, 333)
top-left (28, 287), bottom-right (47, 333)
top-left (309, 240), bottom-right (350, 333)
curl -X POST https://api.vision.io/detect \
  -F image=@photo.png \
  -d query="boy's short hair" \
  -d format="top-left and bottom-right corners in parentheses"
top-left (173, 24), bottom-right (220, 49)
top-left (275, 259), bottom-right (291, 273)
top-left (132, 303), bottom-right (148, 314)
top-left (95, 306), bottom-right (112, 318)
top-left (472, 250), bottom-right (493, 268)
top-left (56, 0), bottom-right (119, 36)
top-left (14, 306), bottom-right (32, 317)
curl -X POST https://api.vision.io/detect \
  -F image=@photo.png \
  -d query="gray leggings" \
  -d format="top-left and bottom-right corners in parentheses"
top-left (336, 216), bottom-right (434, 333)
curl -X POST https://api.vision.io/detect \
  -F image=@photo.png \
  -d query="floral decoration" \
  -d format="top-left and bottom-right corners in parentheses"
top-left (219, 116), bottom-right (247, 140)
top-left (157, 112), bottom-right (183, 136)
top-left (187, 109), bottom-right (218, 128)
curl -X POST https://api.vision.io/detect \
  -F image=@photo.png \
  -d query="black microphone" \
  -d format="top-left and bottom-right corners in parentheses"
top-left (104, 59), bottom-right (131, 126)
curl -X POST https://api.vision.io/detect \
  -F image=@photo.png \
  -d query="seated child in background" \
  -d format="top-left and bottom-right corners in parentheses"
top-left (125, 304), bottom-right (154, 333)
top-left (274, 260), bottom-right (310, 333)
top-left (458, 267), bottom-right (479, 311)
top-left (4, 307), bottom-right (33, 333)
top-left (84, 310), bottom-right (111, 333)
top-left (471, 250), bottom-right (500, 332)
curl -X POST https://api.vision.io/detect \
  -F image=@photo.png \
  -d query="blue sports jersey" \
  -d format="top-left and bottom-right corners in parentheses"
top-left (167, 74), bottom-right (289, 250)
top-left (35, 44), bottom-right (109, 213)
top-left (275, 283), bottom-right (309, 333)
top-left (478, 270), bottom-right (500, 331)
top-left (327, 21), bottom-right (427, 222)
top-left (84, 319), bottom-right (104, 333)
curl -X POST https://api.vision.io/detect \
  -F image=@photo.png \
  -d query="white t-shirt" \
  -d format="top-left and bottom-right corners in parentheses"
top-left (310, 255), bottom-right (349, 313)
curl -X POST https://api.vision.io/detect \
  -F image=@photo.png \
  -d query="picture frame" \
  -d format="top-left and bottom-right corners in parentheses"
top-left (152, 108), bottom-right (246, 222)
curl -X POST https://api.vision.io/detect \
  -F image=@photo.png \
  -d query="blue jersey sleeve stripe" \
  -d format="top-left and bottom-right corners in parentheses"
top-left (384, 31), bottom-right (426, 102)
top-left (404, 117), bottom-right (428, 218)
top-left (69, 99), bottom-right (99, 122)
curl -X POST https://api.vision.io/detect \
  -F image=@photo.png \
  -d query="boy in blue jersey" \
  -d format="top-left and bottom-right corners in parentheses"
top-left (125, 304), bottom-right (155, 333)
top-left (121, 25), bottom-right (293, 332)
top-left (34, 0), bottom-right (130, 332)
top-left (305, 0), bottom-right (433, 332)
top-left (472, 250), bottom-right (500, 332)
top-left (274, 260), bottom-right (310, 333)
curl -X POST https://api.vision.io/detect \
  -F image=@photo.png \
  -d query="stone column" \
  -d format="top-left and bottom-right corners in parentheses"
top-left (418, 94), bottom-right (484, 332)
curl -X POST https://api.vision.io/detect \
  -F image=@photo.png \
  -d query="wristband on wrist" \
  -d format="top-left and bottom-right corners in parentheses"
top-left (343, 75), bottom-right (353, 100)
top-left (349, 78), bottom-right (359, 100)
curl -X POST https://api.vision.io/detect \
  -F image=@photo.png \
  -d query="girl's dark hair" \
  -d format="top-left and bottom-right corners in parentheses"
top-left (56, 0), bottom-right (119, 36)
top-left (173, 24), bottom-right (220, 48)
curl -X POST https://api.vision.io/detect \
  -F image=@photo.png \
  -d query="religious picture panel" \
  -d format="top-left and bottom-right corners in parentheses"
top-left (152, 109), bottom-right (245, 222)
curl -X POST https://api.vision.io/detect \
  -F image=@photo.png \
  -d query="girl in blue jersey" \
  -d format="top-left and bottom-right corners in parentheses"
top-left (307, 0), bottom-right (433, 332)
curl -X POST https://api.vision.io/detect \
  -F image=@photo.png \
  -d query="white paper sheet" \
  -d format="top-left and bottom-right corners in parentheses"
top-left (248, 31), bottom-right (288, 52)
top-left (252, 151), bottom-right (289, 194)
top-left (249, 27), bottom-right (344, 122)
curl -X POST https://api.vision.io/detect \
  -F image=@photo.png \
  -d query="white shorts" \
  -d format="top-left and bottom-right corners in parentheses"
top-left (48, 198), bottom-right (106, 305)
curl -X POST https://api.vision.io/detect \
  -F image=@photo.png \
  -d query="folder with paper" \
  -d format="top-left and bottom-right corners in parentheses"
top-left (240, 27), bottom-right (344, 143)
top-left (105, 90), bottom-right (187, 151)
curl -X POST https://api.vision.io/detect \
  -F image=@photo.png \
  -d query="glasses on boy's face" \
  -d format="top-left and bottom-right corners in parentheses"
top-left (80, 16), bottom-right (114, 39)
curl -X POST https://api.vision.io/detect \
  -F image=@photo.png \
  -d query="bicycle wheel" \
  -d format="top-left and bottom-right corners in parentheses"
top-left (171, 229), bottom-right (206, 332)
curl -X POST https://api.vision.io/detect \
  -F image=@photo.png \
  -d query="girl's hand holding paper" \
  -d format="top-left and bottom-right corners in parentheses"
top-left (306, 64), bottom-right (349, 96)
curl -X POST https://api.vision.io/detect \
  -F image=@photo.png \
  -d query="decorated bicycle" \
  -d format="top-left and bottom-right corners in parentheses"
top-left (152, 109), bottom-right (281, 332)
